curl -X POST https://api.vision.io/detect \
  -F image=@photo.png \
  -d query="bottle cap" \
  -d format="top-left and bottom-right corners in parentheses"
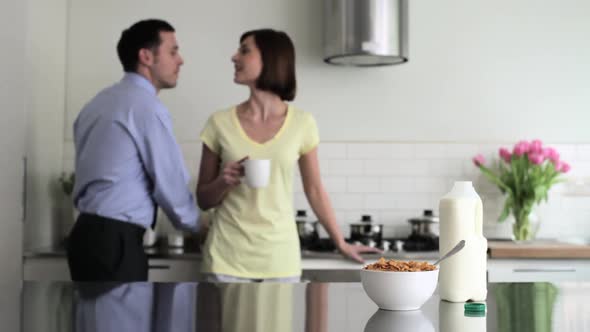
top-left (464, 310), bottom-right (486, 317)
top-left (464, 302), bottom-right (486, 316)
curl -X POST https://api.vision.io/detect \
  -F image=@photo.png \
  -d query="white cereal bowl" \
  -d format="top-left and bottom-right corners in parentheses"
top-left (360, 268), bottom-right (439, 311)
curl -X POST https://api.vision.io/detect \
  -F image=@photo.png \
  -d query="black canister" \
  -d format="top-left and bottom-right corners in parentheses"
top-left (295, 210), bottom-right (319, 249)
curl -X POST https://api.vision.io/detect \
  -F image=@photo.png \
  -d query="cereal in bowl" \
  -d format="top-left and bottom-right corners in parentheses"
top-left (364, 257), bottom-right (436, 272)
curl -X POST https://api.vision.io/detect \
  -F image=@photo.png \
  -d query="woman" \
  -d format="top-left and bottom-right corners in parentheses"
top-left (197, 29), bottom-right (380, 282)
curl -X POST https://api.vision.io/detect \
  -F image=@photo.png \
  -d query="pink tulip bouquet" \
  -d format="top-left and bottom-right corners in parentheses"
top-left (472, 139), bottom-right (570, 241)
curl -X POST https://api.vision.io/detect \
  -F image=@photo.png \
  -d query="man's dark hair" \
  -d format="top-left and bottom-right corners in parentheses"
top-left (240, 29), bottom-right (297, 101)
top-left (117, 19), bottom-right (175, 72)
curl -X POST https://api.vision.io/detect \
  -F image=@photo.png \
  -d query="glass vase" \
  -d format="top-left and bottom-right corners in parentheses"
top-left (510, 208), bottom-right (541, 242)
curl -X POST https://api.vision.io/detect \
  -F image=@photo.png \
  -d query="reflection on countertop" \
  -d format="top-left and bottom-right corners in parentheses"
top-left (21, 280), bottom-right (590, 332)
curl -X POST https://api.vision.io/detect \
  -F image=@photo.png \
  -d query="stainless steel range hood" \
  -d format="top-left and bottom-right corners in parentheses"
top-left (323, 0), bottom-right (408, 67)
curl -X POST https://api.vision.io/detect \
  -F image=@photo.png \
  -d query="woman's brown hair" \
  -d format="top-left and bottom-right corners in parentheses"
top-left (240, 29), bottom-right (297, 101)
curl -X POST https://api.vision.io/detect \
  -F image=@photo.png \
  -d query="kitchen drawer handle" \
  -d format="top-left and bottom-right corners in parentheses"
top-left (148, 264), bottom-right (171, 270)
top-left (513, 268), bottom-right (576, 273)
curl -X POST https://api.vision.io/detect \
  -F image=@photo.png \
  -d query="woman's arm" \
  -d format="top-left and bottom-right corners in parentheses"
top-left (196, 144), bottom-right (246, 210)
top-left (299, 148), bottom-right (381, 263)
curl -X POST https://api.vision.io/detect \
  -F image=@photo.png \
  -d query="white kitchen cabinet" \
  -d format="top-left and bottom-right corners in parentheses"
top-left (23, 257), bottom-right (203, 282)
top-left (487, 259), bottom-right (590, 283)
top-left (24, 258), bottom-right (70, 281)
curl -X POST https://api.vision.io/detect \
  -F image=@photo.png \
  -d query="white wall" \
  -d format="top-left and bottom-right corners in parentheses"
top-left (0, 0), bottom-right (26, 329)
top-left (55, 0), bottom-right (590, 240)
top-left (64, 0), bottom-right (590, 143)
top-left (24, 0), bottom-right (68, 250)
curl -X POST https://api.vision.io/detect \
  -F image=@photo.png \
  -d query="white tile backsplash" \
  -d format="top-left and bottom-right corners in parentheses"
top-left (347, 143), bottom-right (392, 159)
top-left (320, 159), bottom-right (364, 176)
top-left (562, 196), bottom-right (590, 210)
top-left (379, 209), bottom-right (419, 224)
top-left (318, 143), bottom-right (347, 159)
top-left (329, 193), bottom-right (364, 210)
top-left (347, 177), bottom-right (381, 193)
top-left (64, 140), bottom-right (590, 239)
top-left (363, 194), bottom-right (401, 210)
top-left (293, 193), bottom-right (311, 212)
top-left (389, 144), bottom-right (415, 159)
top-left (322, 177), bottom-right (347, 193)
top-left (364, 159), bottom-right (431, 176)
top-left (569, 161), bottom-right (590, 178)
top-left (427, 159), bottom-right (465, 176)
top-left (577, 144), bottom-right (590, 161)
top-left (551, 144), bottom-right (577, 162)
top-left (462, 159), bottom-right (481, 177)
top-left (414, 144), bottom-right (448, 159)
top-left (442, 144), bottom-right (480, 159)
top-left (414, 177), bottom-right (451, 193)
top-left (363, 160), bottom-right (399, 176)
top-left (295, 142), bottom-right (588, 239)
top-left (380, 177), bottom-right (415, 193)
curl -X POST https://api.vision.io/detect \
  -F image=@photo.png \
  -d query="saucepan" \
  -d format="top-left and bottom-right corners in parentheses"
top-left (349, 215), bottom-right (383, 247)
top-left (296, 219), bottom-right (320, 248)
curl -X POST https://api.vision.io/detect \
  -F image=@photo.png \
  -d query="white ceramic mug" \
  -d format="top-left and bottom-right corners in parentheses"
top-left (243, 159), bottom-right (271, 188)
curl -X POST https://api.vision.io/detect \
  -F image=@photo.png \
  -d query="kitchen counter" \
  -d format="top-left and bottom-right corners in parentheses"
top-left (22, 279), bottom-right (590, 331)
top-left (24, 245), bottom-right (590, 283)
top-left (488, 240), bottom-right (590, 258)
top-left (22, 245), bottom-right (438, 283)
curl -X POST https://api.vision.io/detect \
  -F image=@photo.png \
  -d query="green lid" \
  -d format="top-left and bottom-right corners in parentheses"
top-left (464, 310), bottom-right (486, 317)
top-left (464, 302), bottom-right (486, 313)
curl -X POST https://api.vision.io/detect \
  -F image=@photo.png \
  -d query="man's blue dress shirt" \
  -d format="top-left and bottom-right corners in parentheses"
top-left (73, 73), bottom-right (199, 231)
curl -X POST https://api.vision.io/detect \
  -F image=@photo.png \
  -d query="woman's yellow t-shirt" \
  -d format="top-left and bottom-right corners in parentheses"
top-left (200, 105), bottom-right (319, 278)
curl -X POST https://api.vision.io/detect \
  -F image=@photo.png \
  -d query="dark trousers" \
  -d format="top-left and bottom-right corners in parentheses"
top-left (66, 213), bottom-right (148, 281)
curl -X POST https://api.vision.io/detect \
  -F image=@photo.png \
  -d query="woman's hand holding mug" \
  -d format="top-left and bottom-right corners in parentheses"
top-left (217, 156), bottom-right (249, 189)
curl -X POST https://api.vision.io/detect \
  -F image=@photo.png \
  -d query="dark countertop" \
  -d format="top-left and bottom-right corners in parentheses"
top-left (23, 245), bottom-right (440, 260)
top-left (23, 243), bottom-right (204, 259)
top-left (22, 280), bottom-right (589, 332)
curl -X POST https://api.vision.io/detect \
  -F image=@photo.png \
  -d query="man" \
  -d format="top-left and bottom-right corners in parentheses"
top-left (66, 19), bottom-right (199, 281)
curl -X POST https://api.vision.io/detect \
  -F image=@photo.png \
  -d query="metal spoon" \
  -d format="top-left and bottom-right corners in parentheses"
top-left (433, 240), bottom-right (466, 266)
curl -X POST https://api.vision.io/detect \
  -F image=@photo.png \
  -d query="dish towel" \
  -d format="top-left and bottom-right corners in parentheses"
top-left (494, 282), bottom-right (558, 332)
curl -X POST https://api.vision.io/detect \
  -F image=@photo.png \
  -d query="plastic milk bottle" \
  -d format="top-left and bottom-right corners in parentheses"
top-left (439, 181), bottom-right (487, 302)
